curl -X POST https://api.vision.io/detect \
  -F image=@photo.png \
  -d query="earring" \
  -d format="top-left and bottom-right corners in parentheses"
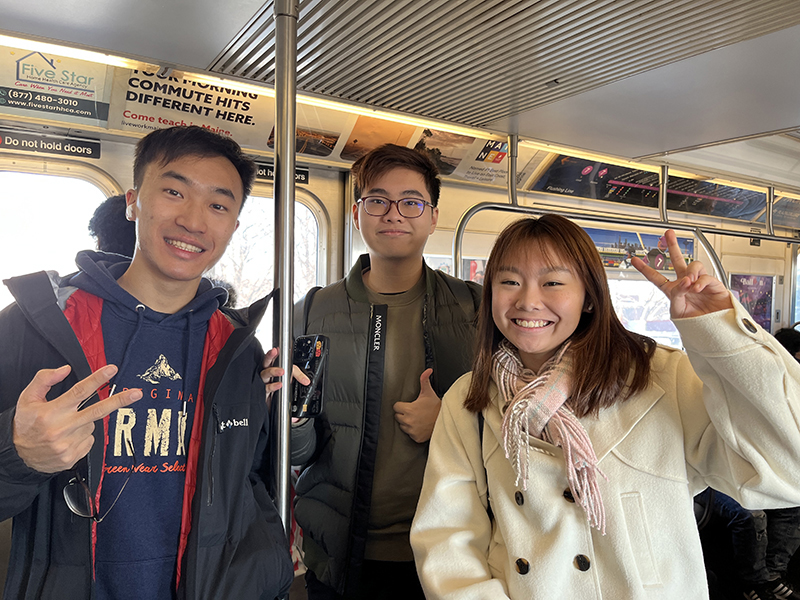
top-left (585, 303), bottom-right (594, 312)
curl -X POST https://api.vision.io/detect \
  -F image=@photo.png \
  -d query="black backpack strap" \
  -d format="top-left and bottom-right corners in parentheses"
top-left (444, 275), bottom-right (477, 321)
top-left (293, 286), bottom-right (321, 339)
top-left (5, 271), bottom-right (59, 316)
top-left (4, 271), bottom-right (91, 380)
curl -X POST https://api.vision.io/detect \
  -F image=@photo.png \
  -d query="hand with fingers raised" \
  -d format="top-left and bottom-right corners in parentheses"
top-left (631, 229), bottom-right (732, 319)
top-left (12, 364), bottom-right (142, 474)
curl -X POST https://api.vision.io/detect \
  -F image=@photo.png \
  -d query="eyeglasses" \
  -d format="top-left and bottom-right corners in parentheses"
top-left (356, 196), bottom-right (433, 218)
top-left (64, 438), bottom-right (136, 523)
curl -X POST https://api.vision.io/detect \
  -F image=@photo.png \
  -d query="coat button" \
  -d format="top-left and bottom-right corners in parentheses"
top-left (515, 558), bottom-right (530, 574)
top-left (742, 318), bottom-right (757, 333)
top-left (563, 488), bottom-right (575, 503)
top-left (574, 554), bottom-right (591, 571)
top-left (515, 491), bottom-right (524, 506)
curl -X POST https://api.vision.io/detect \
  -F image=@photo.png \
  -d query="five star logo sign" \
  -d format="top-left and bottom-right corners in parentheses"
top-left (138, 354), bottom-right (183, 384)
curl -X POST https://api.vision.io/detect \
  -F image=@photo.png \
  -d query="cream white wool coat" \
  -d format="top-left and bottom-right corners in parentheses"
top-left (410, 300), bottom-right (800, 599)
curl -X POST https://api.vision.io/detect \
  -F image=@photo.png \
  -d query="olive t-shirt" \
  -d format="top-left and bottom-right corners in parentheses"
top-left (364, 274), bottom-right (428, 561)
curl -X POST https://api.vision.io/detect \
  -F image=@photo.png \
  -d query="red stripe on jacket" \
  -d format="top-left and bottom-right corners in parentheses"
top-left (64, 289), bottom-right (108, 578)
top-left (175, 310), bottom-right (233, 587)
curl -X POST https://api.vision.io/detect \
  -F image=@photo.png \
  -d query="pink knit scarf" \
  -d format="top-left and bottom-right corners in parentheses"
top-left (493, 340), bottom-right (606, 533)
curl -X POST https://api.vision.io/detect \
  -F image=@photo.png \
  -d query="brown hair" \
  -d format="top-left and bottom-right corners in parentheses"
top-left (464, 215), bottom-right (655, 417)
top-left (351, 144), bottom-right (441, 206)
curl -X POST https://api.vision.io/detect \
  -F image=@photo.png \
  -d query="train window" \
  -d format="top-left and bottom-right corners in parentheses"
top-left (0, 171), bottom-right (105, 310)
top-left (607, 278), bottom-right (682, 349)
top-left (207, 196), bottom-right (319, 306)
top-left (206, 196), bottom-right (319, 346)
top-left (0, 169), bottom-right (320, 347)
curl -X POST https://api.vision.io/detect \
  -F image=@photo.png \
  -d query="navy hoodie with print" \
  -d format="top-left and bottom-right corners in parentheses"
top-left (69, 251), bottom-right (227, 600)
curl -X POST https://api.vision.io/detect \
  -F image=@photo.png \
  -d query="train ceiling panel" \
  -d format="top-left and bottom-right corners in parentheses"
top-left (0, 0), bottom-right (266, 70)
top-left (491, 23), bottom-right (800, 159)
top-left (213, 0), bottom-right (800, 127)
top-left (4, 0), bottom-right (800, 186)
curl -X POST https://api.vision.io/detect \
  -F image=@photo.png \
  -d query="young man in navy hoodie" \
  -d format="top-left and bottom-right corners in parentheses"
top-left (0, 126), bottom-right (296, 599)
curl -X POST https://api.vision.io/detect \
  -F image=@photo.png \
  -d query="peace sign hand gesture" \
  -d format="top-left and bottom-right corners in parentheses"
top-left (631, 229), bottom-right (732, 319)
top-left (13, 364), bottom-right (142, 474)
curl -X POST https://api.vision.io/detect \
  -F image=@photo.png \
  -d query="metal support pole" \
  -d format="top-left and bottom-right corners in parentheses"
top-left (658, 165), bottom-right (669, 223)
top-left (508, 134), bottom-right (519, 207)
top-left (273, 0), bottom-right (298, 535)
top-left (767, 186), bottom-right (775, 236)
top-left (791, 241), bottom-right (799, 328)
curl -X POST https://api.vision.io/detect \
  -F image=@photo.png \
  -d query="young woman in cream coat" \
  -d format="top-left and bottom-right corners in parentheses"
top-left (410, 215), bottom-right (800, 599)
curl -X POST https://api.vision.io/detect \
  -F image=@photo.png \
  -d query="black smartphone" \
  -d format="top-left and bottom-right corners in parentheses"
top-left (292, 334), bottom-right (329, 418)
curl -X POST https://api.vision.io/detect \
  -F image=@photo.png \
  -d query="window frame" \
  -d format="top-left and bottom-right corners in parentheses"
top-left (249, 181), bottom-right (331, 288)
top-left (0, 152), bottom-right (122, 198)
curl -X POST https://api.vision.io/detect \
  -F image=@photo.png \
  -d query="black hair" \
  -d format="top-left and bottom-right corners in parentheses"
top-left (88, 194), bottom-right (136, 256)
top-left (210, 278), bottom-right (238, 308)
top-left (351, 143), bottom-right (441, 206)
top-left (775, 327), bottom-right (800, 357)
top-left (133, 126), bottom-right (256, 207)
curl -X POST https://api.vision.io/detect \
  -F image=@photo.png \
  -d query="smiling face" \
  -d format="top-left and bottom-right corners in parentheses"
top-left (125, 154), bottom-right (242, 293)
top-left (491, 242), bottom-right (587, 372)
top-left (352, 167), bottom-right (438, 262)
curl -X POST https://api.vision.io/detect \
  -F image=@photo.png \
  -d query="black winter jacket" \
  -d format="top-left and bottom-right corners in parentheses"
top-left (292, 256), bottom-right (481, 595)
top-left (0, 269), bottom-right (292, 599)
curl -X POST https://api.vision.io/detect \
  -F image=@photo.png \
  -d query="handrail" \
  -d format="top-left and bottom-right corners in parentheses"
top-left (450, 200), bottom-right (800, 288)
top-left (693, 228), bottom-right (727, 286)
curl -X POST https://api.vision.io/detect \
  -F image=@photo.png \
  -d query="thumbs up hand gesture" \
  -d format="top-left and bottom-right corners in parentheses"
top-left (393, 368), bottom-right (440, 443)
top-left (13, 364), bottom-right (142, 473)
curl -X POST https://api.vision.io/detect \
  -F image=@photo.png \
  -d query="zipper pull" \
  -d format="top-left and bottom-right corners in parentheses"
top-left (213, 405), bottom-right (223, 433)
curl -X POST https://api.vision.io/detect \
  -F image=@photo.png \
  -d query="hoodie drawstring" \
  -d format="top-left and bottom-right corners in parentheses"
top-left (113, 304), bottom-right (147, 388)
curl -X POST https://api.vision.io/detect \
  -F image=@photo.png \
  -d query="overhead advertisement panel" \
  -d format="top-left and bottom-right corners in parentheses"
top-left (448, 138), bottom-right (547, 187)
top-left (339, 115), bottom-right (418, 162)
top-left (0, 45), bottom-right (112, 125)
top-left (533, 155), bottom-right (767, 222)
top-left (413, 129), bottom-right (475, 176)
top-left (108, 69), bottom-right (275, 148)
top-left (582, 226), bottom-right (694, 270)
top-left (0, 39), bottom-right (542, 188)
top-left (267, 103), bottom-right (348, 158)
